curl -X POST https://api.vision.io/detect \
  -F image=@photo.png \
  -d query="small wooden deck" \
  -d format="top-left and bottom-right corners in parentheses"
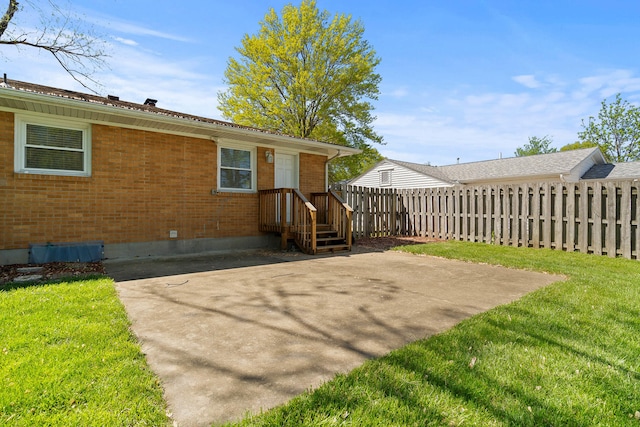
top-left (259, 188), bottom-right (353, 254)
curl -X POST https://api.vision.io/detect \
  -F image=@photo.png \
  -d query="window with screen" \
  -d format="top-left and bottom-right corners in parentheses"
top-left (15, 116), bottom-right (91, 176)
top-left (218, 146), bottom-right (255, 191)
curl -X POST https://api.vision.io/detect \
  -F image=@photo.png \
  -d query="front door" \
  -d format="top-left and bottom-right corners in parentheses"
top-left (275, 153), bottom-right (297, 223)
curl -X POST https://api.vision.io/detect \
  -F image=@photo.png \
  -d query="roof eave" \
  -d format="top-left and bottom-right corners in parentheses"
top-left (0, 86), bottom-right (360, 158)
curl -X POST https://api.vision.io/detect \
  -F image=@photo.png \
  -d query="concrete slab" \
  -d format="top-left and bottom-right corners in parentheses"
top-left (110, 249), bottom-right (561, 427)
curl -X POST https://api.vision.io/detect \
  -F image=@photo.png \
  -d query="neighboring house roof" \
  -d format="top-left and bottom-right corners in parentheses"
top-left (438, 148), bottom-right (606, 183)
top-left (386, 159), bottom-right (453, 183)
top-left (582, 161), bottom-right (640, 180)
top-left (0, 78), bottom-right (359, 158)
top-left (350, 148), bottom-right (620, 188)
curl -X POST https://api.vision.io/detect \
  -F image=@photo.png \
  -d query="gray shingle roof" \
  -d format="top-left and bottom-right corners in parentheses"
top-left (386, 148), bottom-right (604, 184)
top-left (387, 159), bottom-right (453, 183)
top-left (2, 78), bottom-right (346, 148)
top-left (438, 148), bottom-right (602, 183)
top-left (582, 161), bottom-right (640, 180)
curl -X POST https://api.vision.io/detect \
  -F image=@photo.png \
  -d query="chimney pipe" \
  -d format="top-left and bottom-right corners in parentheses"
top-left (0, 73), bottom-right (10, 88)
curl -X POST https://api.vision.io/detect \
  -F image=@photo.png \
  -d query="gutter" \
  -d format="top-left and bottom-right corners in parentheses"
top-left (0, 86), bottom-right (360, 156)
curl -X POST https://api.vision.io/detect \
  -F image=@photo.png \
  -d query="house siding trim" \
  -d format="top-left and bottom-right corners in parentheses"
top-left (350, 160), bottom-right (452, 189)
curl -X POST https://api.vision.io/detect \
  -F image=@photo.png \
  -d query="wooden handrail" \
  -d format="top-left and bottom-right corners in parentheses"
top-left (260, 188), bottom-right (352, 254)
top-left (259, 188), bottom-right (318, 254)
top-left (291, 189), bottom-right (317, 254)
top-left (259, 188), bottom-right (293, 233)
top-left (311, 190), bottom-right (353, 250)
top-left (329, 189), bottom-right (353, 248)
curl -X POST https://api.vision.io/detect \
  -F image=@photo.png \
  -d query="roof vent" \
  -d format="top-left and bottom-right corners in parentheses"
top-left (0, 73), bottom-right (11, 88)
top-left (107, 94), bottom-right (119, 101)
top-left (144, 98), bottom-right (157, 107)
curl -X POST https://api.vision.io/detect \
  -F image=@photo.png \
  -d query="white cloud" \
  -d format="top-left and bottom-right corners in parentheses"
top-left (576, 69), bottom-right (640, 100)
top-left (85, 14), bottom-right (193, 43)
top-left (513, 74), bottom-right (542, 89)
top-left (374, 71), bottom-right (640, 165)
top-left (384, 87), bottom-right (409, 98)
top-left (113, 37), bottom-right (138, 47)
top-left (3, 29), bottom-right (222, 118)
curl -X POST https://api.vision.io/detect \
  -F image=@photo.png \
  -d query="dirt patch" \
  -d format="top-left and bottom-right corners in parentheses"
top-left (0, 262), bottom-right (106, 286)
top-left (355, 235), bottom-right (442, 250)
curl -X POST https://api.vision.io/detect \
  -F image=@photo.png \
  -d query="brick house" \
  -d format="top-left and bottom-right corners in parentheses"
top-left (0, 79), bottom-right (358, 264)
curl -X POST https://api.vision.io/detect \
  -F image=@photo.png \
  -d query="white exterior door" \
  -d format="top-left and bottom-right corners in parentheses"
top-left (275, 153), bottom-right (296, 188)
top-left (275, 153), bottom-right (297, 223)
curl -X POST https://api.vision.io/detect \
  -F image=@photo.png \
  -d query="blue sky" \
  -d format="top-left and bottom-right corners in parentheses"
top-left (4, 0), bottom-right (640, 166)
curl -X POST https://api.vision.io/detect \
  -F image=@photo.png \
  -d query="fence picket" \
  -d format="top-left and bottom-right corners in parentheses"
top-left (553, 184), bottom-right (563, 250)
top-left (578, 183), bottom-right (590, 254)
top-left (620, 181), bottom-right (632, 259)
top-left (606, 182), bottom-right (617, 257)
top-left (542, 183), bottom-right (552, 249)
top-left (592, 182), bottom-right (602, 255)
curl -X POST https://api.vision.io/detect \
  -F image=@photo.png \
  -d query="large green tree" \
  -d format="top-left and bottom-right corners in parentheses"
top-left (578, 93), bottom-right (640, 162)
top-left (514, 135), bottom-right (556, 157)
top-left (218, 0), bottom-right (383, 183)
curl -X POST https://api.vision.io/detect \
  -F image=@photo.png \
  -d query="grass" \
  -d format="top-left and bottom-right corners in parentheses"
top-left (225, 242), bottom-right (640, 426)
top-left (1, 244), bottom-right (639, 426)
top-left (0, 276), bottom-right (169, 426)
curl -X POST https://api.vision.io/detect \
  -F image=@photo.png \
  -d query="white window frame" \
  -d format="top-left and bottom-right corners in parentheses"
top-left (217, 143), bottom-right (257, 192)
top-left (14, 114), bottom-right (92, 177)
top-left (379, 169), bottom-right (393, 187)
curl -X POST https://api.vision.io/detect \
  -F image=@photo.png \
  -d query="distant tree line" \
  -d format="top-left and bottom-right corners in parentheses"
top-left (516, 94), bottom-right (640, 163)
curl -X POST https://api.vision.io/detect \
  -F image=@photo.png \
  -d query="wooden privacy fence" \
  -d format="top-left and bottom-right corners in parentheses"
top-left (333, 181), bottom-right (640, 260)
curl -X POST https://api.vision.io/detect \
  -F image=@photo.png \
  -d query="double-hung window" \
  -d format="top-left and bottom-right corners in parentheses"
top-left (218, 145), bottom-right (256, 191)
top-left (15, 115), bottom-right (91, 176)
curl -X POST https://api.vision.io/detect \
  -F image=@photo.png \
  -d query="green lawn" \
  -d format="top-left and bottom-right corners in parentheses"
top-left (226, 242), bottom-right (640, 426)
top-left (2, 244), bottom-right (639, 426)
top-left (0, 277), bottom-right (169, 426)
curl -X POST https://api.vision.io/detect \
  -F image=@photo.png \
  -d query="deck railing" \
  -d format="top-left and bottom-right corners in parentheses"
top-left (291, 189), bottom-right (317, 254)
top-left (311, 189), bottom-right (353, 248)
top-left (258, 188), bottom-right (291, 233)
top-left (259, 188), bottom-right (317, 254)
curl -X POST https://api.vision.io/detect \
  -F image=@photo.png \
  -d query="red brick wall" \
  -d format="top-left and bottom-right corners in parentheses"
top-left (257, 147), bottom-right (275, 191)
top-left (1, 113), bottom-right (328, 250)
top-left (299, 152), bottom-right (326, 196)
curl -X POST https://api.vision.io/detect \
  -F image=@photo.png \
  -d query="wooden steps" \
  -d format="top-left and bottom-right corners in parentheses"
top-left (259, 189), bottom-right (353, 255)
top-left (314, 224), bottom-right (350, 253)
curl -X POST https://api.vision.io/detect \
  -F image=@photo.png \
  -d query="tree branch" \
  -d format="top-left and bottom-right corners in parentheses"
top-left (0, 0), bottom-right (18, 38)
top-left (0, 0), bottom-right (107, 93)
